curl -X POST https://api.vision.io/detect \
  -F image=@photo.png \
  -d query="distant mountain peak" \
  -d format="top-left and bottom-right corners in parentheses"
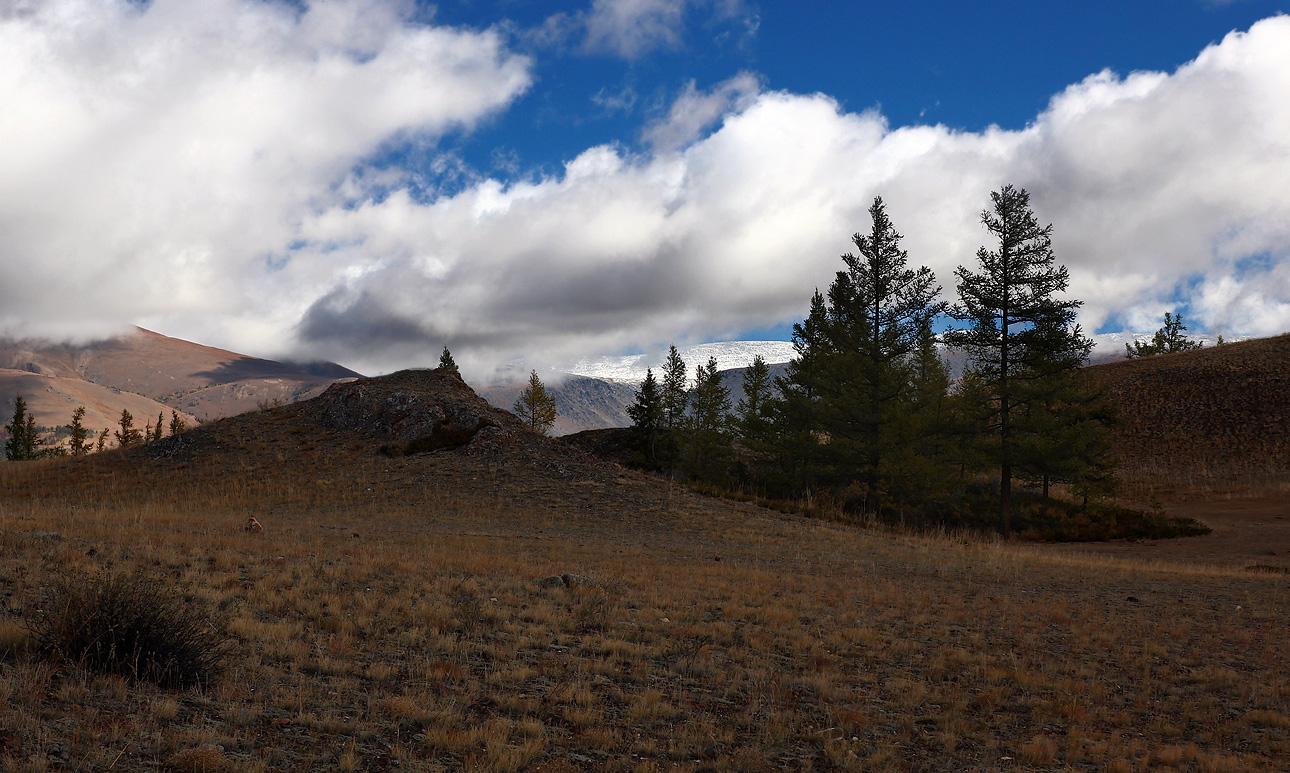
top-left (566, 340), bottom-right (796, 383)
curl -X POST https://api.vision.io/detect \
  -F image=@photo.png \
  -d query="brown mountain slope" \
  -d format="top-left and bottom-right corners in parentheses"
top-left (0, 327), bottom-right (360, 421)
top-left (0, 370), bottom-right (196, 440)
top-left (1087, 333), bottom-right (1290, 497)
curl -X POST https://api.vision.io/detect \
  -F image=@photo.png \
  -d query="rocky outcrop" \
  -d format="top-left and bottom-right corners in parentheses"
top-left (306, 368), bottom-right (519, 457)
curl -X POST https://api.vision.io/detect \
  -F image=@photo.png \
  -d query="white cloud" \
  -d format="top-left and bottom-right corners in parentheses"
top-left (642, 72), bottom-right (761, 151)
top-left (582, 0), bottom-right (687, 57)
top-left (577, 0), bottom-right (757, 59)
top-left (287, 15), bottom-right (1290, 376)
top-left (4, 3), bottom-right (1290, 380)
top-left (0, 0), bottom-right (530, 343)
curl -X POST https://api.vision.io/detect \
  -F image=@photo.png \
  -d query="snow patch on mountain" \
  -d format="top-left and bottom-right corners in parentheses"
top-left (566, 341), bottom-right (797, 383)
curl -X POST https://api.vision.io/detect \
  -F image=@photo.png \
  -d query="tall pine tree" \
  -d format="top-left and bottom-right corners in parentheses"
top-left (735, 355), bottom-right (776, 447)
top-left (627, 368), bottom-right (663, 468)
top-left (779, 197), bottom-right (944, 513)
top-left (684, 357), bottom-right (733, 483)
top-left (945, 184), bottom-right (1082, 534)
top-left (658, 345), bottom-right (689, 470)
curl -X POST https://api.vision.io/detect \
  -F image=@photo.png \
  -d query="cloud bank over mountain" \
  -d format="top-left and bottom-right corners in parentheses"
top-left (1, 2), bottom-right (1288, 378)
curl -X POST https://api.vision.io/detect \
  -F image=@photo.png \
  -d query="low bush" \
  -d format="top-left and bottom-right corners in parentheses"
top-left (27, 569), bottom-right (228, 689)
top-left (888, 481), bottom-right (1211, 541)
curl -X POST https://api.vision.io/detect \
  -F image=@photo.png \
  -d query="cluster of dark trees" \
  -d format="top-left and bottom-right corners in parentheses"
top-left (3, 397), bottom-right (188, 461)
top-left (628, 185), bottom-right (1120, 533)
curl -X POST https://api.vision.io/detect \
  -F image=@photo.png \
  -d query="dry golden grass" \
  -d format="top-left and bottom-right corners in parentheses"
top-left (0, 370), bottom-right (1287, 771)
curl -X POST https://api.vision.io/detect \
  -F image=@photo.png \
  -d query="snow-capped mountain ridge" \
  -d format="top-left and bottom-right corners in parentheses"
top-left (566, 341), bottom-right (797, 383)
top-left (565, 331), bottom-right (1246, 384)
top-left (1091, 331), bottom-right (1245, 357)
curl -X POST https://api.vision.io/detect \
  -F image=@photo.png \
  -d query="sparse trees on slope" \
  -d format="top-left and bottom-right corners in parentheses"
top-left (514, 370), bottom-right (558, 435)
top-left (944, 184), bottom-right (1082, 534)
top-left (115, 409), bottom-right (142, 449)
top-left (68, 406), bottom-right (92, 457)
top-left (1125, 312), bottom-right (1204, 358)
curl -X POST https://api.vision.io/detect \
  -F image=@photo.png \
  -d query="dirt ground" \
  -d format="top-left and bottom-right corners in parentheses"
top-left (1045, 493), bottom-right (1290, 570)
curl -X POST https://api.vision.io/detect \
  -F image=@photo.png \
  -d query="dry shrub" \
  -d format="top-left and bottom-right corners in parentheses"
top-left (1020, 734), bottom-right (1058, 765)
top-left (27, 569), bottom-right (228, 689)
top-left (0, 619), bottom-right (30, 661)
top-left (169, 745), bottom-right (228, 773)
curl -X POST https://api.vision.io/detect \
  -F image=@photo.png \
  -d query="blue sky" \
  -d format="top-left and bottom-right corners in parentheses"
top-left (1, 0), bottom-right (1289, 376)
top-left (428, 2), bottom-right (1288, 184)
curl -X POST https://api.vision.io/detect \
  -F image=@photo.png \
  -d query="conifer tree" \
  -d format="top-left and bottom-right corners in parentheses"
top-left (144, 420), bottom-right (155, 443)
top-left (685, 357), bottom-right (733, 483)
top-left (96, 428), bottom-right (109, 452)
top-left (733, 355), bottom-right (778, 485)
top-left (438, 346), bottom-right (459, 373)
top-left (1125, 312), bottom-right (1203, 358)
top-left (156, 412), bottom-right (165, 441)
top-left (513, 370), bottom-right (558, 435)
top-left (942, 369), bottom-right (995, 481)
top-left (658, 345), bottom-right (690, 469)
top-left (778, 197), bottom-right (944, 513)
top-left (627, 368), bottom-right (663, 467)
top-left (945, 184), bottom-right (1082, 534)
top-left (67, 406), bottom-right (92, 457)
top-left (5, 395), bottom-right (39, 461)
top-left (736, 355), bottom-right (775, 446)
top-left (115, 409), bottom-right (142, 449)
top-left (840, 197), bottom-right (945, 511)
top-left (885, 319), bottom-right (955, 510)
top-left (169, 411), bottom-right (187, 436)
top-left (775, 290), bottom-right (833, 495)
top-left (660, 345), bottom-right (689, 431)
top-left (1013, 313), bottom-right (1118, 501)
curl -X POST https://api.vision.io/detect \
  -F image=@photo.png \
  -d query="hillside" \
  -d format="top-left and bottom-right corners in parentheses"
top-left (1087, 333), bottom-right (1290, 497)
top-left (1, 364), bottom-right (1286, 771)
top-left (0, 328), bottom-right (359, 430)
top-left (0, 369), bottom-right (197, 440)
